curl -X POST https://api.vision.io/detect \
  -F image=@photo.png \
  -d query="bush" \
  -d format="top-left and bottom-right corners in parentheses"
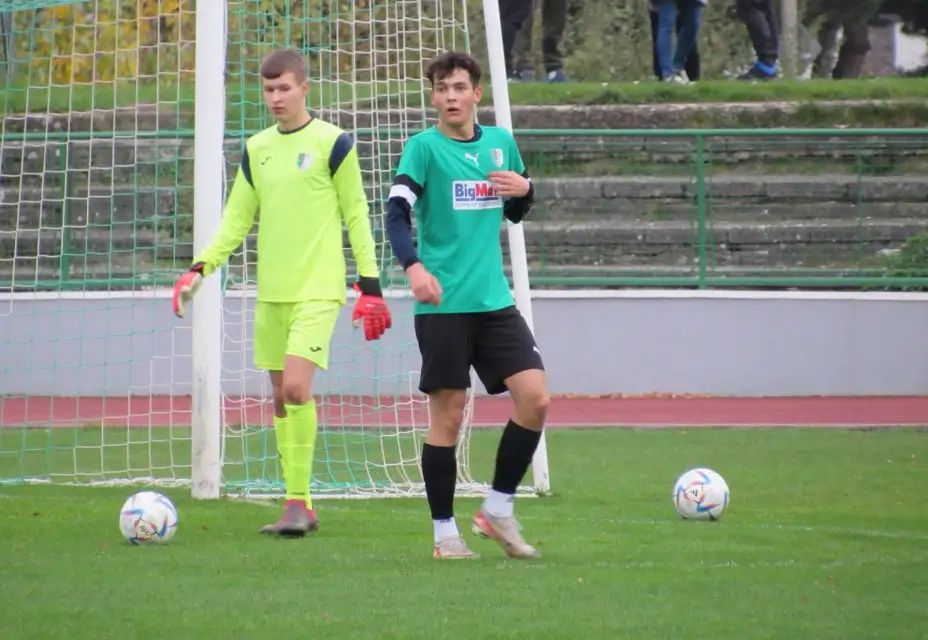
top-left (882, 231), bottom-right (928, 290)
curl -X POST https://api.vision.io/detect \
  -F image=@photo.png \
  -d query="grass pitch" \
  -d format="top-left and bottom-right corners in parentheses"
top-left (1, 428), bottom-right (926, 639)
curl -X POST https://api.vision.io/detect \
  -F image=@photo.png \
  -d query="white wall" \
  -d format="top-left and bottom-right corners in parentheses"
top-left (895, 24), bottom-right (928, 72)
top-left (2, 290), bottom-right (928, 398)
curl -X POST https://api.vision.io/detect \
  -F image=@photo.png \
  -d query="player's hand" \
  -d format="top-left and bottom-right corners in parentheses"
top-left (172, 262), bottom-right (205, 319)
top-left (488, 171), bottom-right (530, 198)
top-left (406, 263), bottom-right (442, 306)
top-left (352, 279), bottom-right (393, 341)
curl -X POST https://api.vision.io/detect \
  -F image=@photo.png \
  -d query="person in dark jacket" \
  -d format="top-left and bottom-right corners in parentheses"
top-left (737, 0), bottom-right (779, 80)
top-left (807, 0), bottom-right (884, 79)
top-left (498, 0), bottom-right (535, 79)
top-left (513, 0), bottom-right (570, 82)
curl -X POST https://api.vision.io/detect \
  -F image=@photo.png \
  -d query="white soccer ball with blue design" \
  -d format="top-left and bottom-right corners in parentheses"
top-left (119, 491), bottom-right (179, 544)
top-left (673, 468), bottom-right (730, 521)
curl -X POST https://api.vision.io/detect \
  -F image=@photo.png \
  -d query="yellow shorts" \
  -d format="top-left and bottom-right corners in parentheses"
top-left (253, 299), bottom-right (342, 371)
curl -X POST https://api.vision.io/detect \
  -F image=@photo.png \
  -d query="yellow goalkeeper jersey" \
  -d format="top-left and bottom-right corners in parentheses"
top-left (193, 118), bottom-right (378, 304)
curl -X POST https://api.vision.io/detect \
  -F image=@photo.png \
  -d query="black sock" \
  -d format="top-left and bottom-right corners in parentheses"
top-left (421, 443), bottom-right (457, 520)
top-left (491, 419), bottom-right (542, 494)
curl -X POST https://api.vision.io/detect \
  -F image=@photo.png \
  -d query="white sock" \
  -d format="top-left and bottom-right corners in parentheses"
top-left (433, 517), bottom-right (459, 543)
top-left (482, 490), bottom-right (515, 518)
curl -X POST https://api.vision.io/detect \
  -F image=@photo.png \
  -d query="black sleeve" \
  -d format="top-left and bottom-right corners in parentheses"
top-left (503, 171), bottom-right (534, 224)
top-left (328, 132), bottom-right (354, 177)
top-left (385, 175), bottom-right (423, 270)
top-left (240, 147), bottom-right (254, 188)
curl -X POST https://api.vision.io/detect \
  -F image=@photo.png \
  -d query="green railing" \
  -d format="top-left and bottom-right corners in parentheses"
top-left (1, 128), bottom-right (927, 292)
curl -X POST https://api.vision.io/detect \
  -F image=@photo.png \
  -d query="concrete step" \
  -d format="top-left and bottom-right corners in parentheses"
top-left (3, 129), bottom-right (925, 186)
top-left (4, 103), bottom-right (928, 134)
top-left (509, 218), bottom-right (926, 268)
top-left (0, 228), bottom-right (188, 259)
top-left (537, 199), bottom-right (928, 222)
top-left (534, 175), bottom-right (928, 202)
top-left (0, 261), bottom-right (893, 292)
top-left (2, 174), bottom-right (925, 231)
top-left (0, 185), bottom-right (186, 228)
top-left (2, 107), bottom-right (191, 135)
top-left (3, 219), bottom-right (921, 273)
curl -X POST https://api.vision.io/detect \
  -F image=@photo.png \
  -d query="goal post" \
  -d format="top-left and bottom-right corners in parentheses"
top-left (479, 0), bottom-right (550, 495)
top-left (190, 0), bottom-right (227, 500)
top-left (0, 0), bottom-right (551, 499)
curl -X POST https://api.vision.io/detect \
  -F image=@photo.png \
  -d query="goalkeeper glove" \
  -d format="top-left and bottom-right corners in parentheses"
top-left (352, 277), bottom-right (392, 341)
top-left (172, 262), bottom-right (205, 319)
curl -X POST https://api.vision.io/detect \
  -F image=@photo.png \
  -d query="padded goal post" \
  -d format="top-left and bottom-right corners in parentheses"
top-left (0, 0), bottom-right (549, 498)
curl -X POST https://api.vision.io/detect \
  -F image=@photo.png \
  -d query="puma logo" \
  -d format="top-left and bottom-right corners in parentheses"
top-left (464, 152), bottom-right (480, 166)
top-left (261, 156), bottom-right (271, 165)
top-left (310, 346), bottom-right (322, 352)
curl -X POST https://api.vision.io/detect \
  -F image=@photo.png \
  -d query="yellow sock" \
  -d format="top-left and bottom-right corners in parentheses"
top-left (273, 414), bottom-right (290, 487)
top-left (283, 401), bottom-right (317, 509)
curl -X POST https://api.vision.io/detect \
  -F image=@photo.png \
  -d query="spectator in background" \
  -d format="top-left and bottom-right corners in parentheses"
top-left (512, 0), bottom-right (570, 82)
top-left (808, 0), bottom-right (884, 79)
top-left (653, 0), bottom-right (706, 84)
top-left (499, 0), bottom-right (535, 80)
top-left (650, 4), bottom-right (701, 82)
top-left (736, 0), bottom-right (779, 80)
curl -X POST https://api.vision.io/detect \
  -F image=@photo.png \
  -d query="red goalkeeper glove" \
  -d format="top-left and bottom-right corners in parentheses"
top-left (352, 277), bottom-right (392, 341)
top-left (172, 262), bottom-right (205, 319)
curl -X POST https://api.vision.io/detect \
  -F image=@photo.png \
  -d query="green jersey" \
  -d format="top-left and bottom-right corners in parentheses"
top-left (193, 118), bottom-right (379, 304)
top-left (391, 125), bottom-right (527, 315)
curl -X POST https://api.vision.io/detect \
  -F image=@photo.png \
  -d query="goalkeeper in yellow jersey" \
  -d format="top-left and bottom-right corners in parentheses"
top-left (172, 49), bottom-right (392, 536)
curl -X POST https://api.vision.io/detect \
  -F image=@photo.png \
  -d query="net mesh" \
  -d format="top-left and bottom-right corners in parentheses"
top-left (0, 0), bottom-right (498, 497)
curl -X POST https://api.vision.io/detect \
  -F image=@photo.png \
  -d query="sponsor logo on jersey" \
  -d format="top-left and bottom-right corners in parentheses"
top-left (452, 181), bottom-right (502, 210)
top-left (296, 152), bottom-right (313, 170)
top-left (490, 148), bottom-right (504, 167)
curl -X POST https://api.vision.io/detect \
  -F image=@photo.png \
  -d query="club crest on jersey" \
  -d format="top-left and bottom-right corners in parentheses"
top-left (490, 148), bottom-right (504, 168)
top-left (296, 152), bottom-right (313, 170)
top-left (452, 180), bottom-right (502, 210)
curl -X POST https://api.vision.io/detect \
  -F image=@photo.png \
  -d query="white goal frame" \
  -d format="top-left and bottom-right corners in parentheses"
top-left (189, 0), bottom-right (551, 499)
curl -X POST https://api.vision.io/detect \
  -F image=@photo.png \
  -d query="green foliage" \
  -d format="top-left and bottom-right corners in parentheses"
top-left (8, 0), bottom-right (468, 85)
top-left (883, 231), bottom-right (928, 290)
top-left (10, 0), bottom-right (195, 84)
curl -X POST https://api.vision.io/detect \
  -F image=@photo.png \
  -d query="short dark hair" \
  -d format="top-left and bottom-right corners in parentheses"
top-left (260, 49), bottom-right (308, 83)
top-left (426, 51), bottom-right (482, 87)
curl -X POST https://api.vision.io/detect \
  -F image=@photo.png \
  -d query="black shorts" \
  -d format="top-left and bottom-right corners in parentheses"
top-left (414, 305), bottom-right (545, 395)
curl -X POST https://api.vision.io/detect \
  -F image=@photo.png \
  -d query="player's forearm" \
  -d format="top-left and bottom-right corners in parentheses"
top-left (330, 136), bottom-right (379, 279)
top-left (503, 175), bottom-right (535, 224)
top-left (344, 210), bottom-right (380, 279)
top-left (386, 197), bottom-right (419, 270)
top-left (193, 175), bottom-right (257, 277)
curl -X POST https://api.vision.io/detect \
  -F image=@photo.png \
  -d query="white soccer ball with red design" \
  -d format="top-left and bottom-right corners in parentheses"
top-left (673, 468), bottom-right (730, 521)
top-left (119, 491), bottom-right (179, 544)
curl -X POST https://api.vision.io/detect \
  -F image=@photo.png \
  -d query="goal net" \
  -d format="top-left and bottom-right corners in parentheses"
top-left (0, 0), bottom-right (544, 497)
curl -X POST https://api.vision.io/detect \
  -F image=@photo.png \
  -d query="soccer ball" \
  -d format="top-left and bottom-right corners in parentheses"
top-left (119, 491), bottom-right (179, 544)
top-left (673, 468), bottom-right (730, 521)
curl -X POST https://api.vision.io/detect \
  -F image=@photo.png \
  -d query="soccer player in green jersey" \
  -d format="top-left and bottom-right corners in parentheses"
top-left (172, 49), bottom-right (392, 536)
top-left (386, 51), bottom-right (551, 560)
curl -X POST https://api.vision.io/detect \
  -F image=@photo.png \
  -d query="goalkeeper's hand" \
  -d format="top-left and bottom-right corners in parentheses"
top-left (352, 277), bottom-right (392, 341)
top-left (172, 262), bottom-right (205, 319)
